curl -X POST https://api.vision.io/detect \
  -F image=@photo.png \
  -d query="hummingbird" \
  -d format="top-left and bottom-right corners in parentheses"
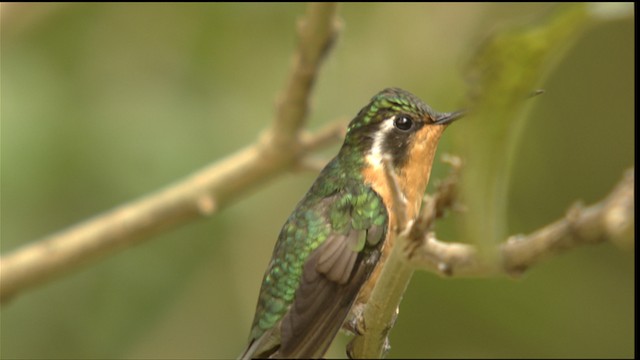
top-left (240, 88), bottom-right (463, 359)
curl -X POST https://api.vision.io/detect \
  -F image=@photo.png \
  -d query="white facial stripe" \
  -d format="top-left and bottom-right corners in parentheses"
top-left (366, 116), bottom-right (396, 168)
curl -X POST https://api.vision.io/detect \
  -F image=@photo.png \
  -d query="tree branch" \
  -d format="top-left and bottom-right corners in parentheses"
top-left (406, 167), bottom-right (635, 278)
top-left (347, 156), bottom-right (463, 359)
top-left (271, 3), bottom-right (341, 148)
top-left (0, 2), bottom-right (341, 304)
top-left (348, 165), bottom-right (634, 358)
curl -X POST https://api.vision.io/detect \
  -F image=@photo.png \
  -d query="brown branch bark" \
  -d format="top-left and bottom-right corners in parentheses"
top-left (0, 3), bottom-right (341, 304)
top-left (407, 167), bottom-right (634, 277)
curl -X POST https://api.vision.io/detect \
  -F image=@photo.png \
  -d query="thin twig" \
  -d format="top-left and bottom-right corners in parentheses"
top-left (0, 3), bottom-right (341, 304)
top-left (271, 3), bottom-right (341, 148)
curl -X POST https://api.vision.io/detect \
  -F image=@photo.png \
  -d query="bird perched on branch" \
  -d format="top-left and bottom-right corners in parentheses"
top-left (240, 88), bottom-right (463, 359)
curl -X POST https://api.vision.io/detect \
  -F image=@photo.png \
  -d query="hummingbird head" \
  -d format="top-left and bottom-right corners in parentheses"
top-left (344, 87), bottom-right (463, 170)
top-left (341, 87), bottom-right (464, 223)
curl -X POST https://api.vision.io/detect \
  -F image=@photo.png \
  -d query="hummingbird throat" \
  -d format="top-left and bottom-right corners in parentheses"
top-left (365, 116), bottom-right (397, 170)
top-left (363, 116), bottom-right (445, 226)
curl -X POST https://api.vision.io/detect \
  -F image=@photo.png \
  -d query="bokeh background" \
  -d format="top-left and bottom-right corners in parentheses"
top-left (1, 3), bottom-right (634, 359)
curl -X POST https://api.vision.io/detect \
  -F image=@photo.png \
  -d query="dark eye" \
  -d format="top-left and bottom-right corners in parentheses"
top-left (394, 116), bottom-right (413, 131)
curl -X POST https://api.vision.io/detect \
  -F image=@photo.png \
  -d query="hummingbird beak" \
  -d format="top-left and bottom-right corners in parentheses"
top-left (433, 110), bottom-right (466, 125)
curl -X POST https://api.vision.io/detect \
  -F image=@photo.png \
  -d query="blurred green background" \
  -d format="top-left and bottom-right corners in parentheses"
top-left (1, 3), bottom-right (633, 359)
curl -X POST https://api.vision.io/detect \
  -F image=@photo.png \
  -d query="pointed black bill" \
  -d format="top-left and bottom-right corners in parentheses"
top-left (433, 110), bottom-right (466, 125)
top-left (432, 89), bottom-right (542, 125)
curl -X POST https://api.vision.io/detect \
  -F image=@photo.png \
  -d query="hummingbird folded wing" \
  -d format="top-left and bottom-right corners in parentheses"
top-left (241, 187), bottom-right (388, 360)
top-left (273, 196), bottom-right (387, 358)
top-left (275, 230), bottom-right (372, 358)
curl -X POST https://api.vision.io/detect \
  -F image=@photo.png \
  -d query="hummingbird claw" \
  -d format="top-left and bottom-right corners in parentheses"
top-left (343, 303), bottom-right (367, 336)
top-left (355, 314), bottom-right (367, 336)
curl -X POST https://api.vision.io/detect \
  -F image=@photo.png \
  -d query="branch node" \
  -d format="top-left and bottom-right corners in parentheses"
top-left (566, 201), bottom-right (584, 222)
top-left (437, 260), bottom-right (454, 277)
top-left (506, 264), bottom-right (528, 278)
top-left (604, 169), bottom-right (634, 249)
top-left (343, 302), bottom-right (367, 337)
top-left (196, 195), bottom-right (217, 216)
top-left (441, 153), bottom-right (463, 169)
top-left (565, 201), bottom-right (586, 241)
top-left (505, 233), bottom-right (526, 245)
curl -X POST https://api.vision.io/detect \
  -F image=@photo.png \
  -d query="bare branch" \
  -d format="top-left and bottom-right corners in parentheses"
top-left (347, 240), bottom-right (413, 359)
top-left (293, 120), bottom-right (347, 173)
top-left (407, 167), bottom-right (634, 278)
top-left (346, 155), bottom-right (414, 358)
top-left (298, 116), bottom-right (348, 150)
top-left (0, 3), bottom-right (341, 304)
top-left (271, 3), bottom-right (341, 148)
top-left (500, 167), bottom-right (634, 275)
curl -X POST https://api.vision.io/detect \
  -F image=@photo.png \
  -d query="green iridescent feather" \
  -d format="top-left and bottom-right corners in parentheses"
top-left (347, 87), bottom-right (434, 133)
top-left (249, 153), bottom-right (387, 340)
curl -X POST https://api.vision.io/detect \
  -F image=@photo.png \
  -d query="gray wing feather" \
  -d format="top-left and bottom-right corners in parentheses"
top-left (242, 190), bottom-right (387, 359)
top-left (317, 231), bottom-right (359, 284)
top-left (275, 228), bottom-right (376, 359)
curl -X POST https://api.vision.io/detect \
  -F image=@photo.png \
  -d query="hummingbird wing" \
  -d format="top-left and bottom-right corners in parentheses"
top-left (241, 186), bottom-right (388, 360)
top-left (273, 189), bottom-right (388, 358)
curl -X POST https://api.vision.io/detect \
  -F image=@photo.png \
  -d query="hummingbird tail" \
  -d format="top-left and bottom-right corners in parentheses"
top-left (238, 340), bottom-right (258, 360)
top-left (238, 328), bottom-right (280, 360)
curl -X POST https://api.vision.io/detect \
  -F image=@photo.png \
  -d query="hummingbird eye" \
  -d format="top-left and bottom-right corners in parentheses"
top-left (393, 116), bottom-right (413, 131)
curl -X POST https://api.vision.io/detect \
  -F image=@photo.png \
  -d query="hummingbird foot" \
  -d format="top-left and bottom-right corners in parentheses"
top-left (342, 303), bottom-right (367, 336)
top-left (344, 307), bottom-right (394, 359)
